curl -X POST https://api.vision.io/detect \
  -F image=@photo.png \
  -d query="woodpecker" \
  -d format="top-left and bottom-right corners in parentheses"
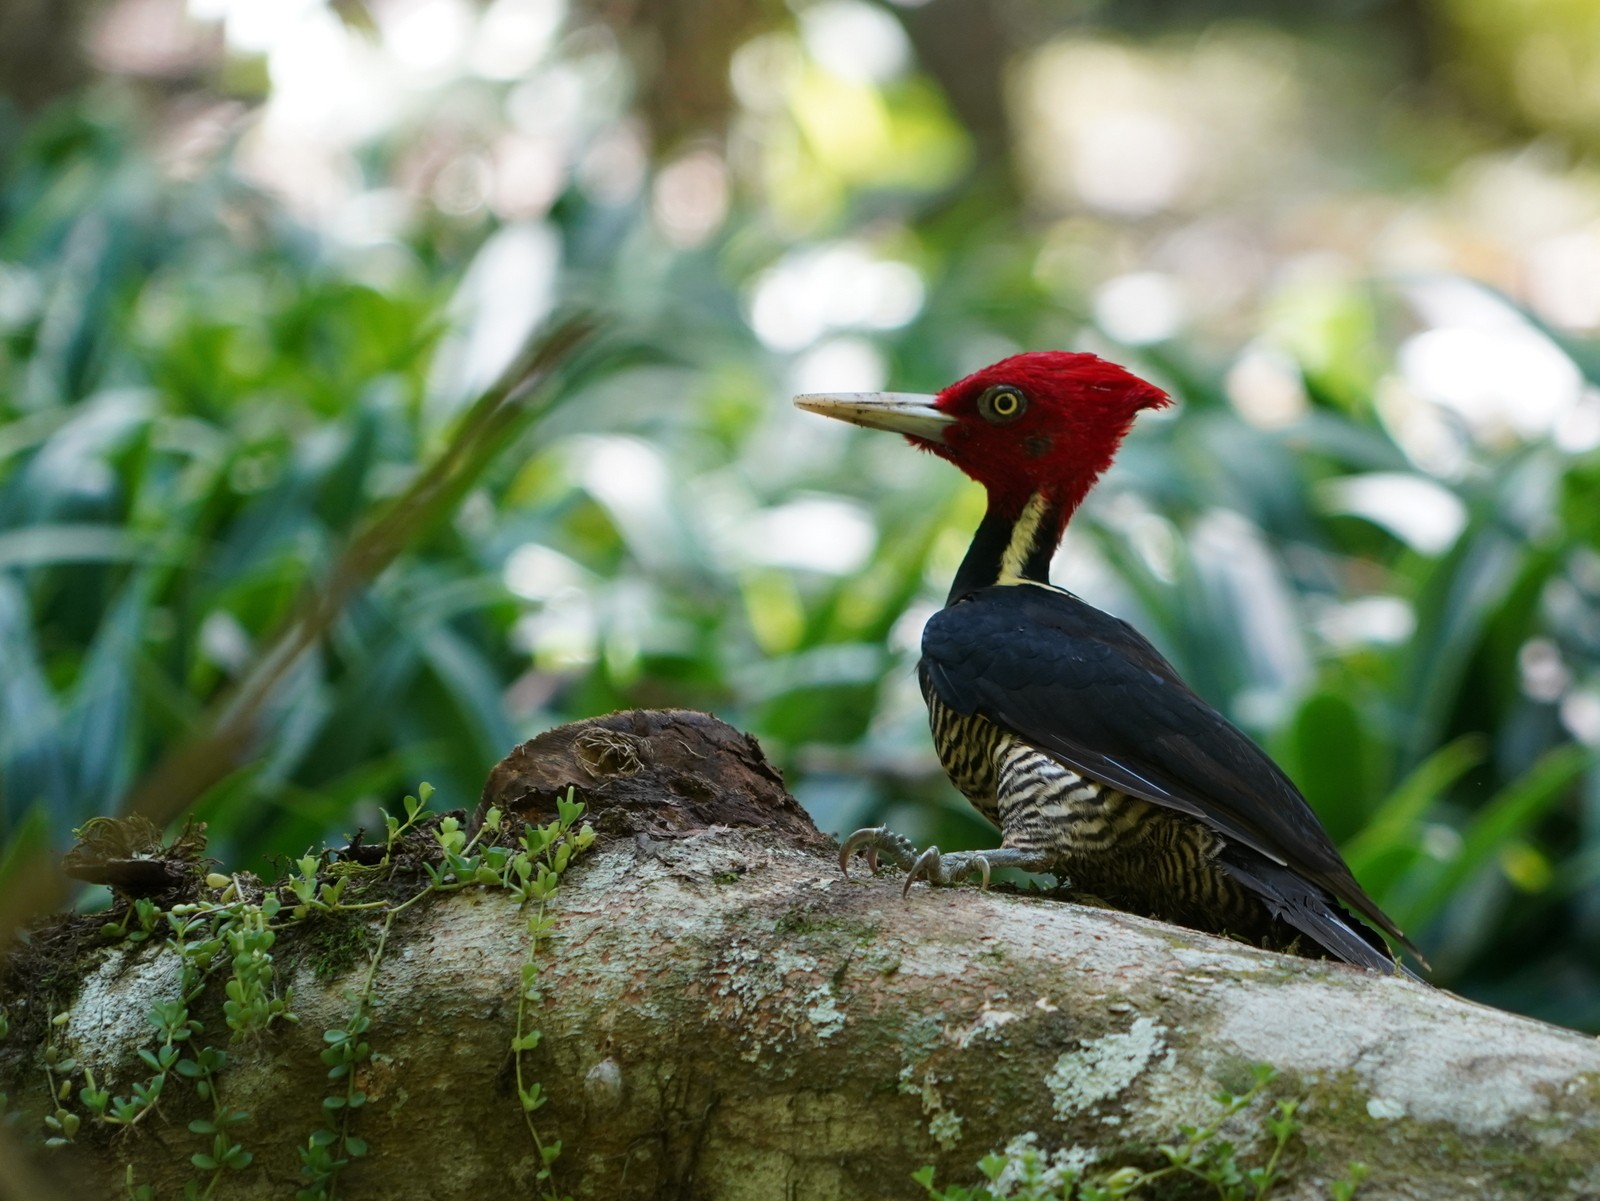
top-left (795, 352), bottom-right (1420, 974)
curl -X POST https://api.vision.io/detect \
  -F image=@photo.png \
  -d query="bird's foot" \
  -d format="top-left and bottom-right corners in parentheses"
top-left (839, 827), bottom-right (1063, 897)
top-left (902, 846), bottom-right (995, 895)
top-left (837, 824), bottom-right (990, 895)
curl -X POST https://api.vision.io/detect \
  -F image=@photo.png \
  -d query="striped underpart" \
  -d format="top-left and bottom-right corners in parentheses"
top-left (926, 690), bottom-right (1275, 940)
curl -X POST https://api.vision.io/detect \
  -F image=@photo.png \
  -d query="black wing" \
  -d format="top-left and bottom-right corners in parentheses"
top-left (920, 582), bottom-right (1417, 958)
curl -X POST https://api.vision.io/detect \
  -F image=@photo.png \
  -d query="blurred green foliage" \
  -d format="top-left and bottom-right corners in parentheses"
top-left (2, 0), bottom-right (1600, 1034)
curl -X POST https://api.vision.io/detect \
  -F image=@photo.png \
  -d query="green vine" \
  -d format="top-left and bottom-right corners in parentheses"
top-left (505, 791), bottom-right (594, 1200)
top-left (77, 883), bottom-right (291, 1199)
top-left (914, 1066), bottom-right (1369, 1201)
top-left (295, 785), bottom-right (593, 1201)
top-left (295, 914), bottom-right (387, 1201)
top-left (48, 782), bottom-right (594, 1201)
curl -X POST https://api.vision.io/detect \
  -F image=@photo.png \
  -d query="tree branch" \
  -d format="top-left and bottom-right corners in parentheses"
top-left (4, 710), bottom-right (1597, 1200)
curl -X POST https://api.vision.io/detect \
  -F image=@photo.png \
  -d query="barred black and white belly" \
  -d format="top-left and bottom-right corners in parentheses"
top-left (926, 694), bottom-right (1009, 820)
top-left (926, 691), bottom-right (1152, 855)
top-left (925, 692), bottom-right (1264, 932)
top-left (991, 737), bottom-right (1156, 856)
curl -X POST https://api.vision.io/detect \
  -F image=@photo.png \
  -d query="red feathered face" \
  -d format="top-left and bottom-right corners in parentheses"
top-left (796, 351), bottom-right (1169, 512)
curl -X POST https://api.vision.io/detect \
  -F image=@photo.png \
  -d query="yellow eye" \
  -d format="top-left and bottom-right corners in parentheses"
top-left (979, 386), bottom-right (1027, 423)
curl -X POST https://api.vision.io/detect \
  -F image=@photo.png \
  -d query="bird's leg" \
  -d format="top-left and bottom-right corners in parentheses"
top-left (839, 827), bottom-right (1065, 897)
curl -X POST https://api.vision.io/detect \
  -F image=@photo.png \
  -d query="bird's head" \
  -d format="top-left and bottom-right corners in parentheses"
top-left (795, 351), bottom-right (1170, 514)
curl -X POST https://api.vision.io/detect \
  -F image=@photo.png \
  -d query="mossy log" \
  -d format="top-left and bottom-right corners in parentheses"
top-left (3, 710), bottom-right (1599, 1200)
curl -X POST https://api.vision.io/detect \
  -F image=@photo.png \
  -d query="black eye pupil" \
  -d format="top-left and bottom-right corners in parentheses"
top-left (995, 393), bottom-right (1016, 412)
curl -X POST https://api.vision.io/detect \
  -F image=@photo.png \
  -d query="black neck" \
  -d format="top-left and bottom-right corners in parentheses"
top-left (947, 491), bottom-right (1065, 604)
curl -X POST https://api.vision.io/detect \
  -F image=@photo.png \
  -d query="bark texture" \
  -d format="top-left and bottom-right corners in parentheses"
top-left (4, 710), bottom-right (1599, 1200)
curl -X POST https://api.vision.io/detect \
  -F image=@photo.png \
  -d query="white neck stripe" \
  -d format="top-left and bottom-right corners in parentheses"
top-left (997, 491), bottom-right (1050, 584)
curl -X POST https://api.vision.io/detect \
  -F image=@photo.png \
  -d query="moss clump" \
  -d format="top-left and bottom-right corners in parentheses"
top-left (1212, 1054), bottom-right (1271, 1099)
top-left (771, 904), bottom-right (880, 944)
top-left (1270, 1067), bottom-right (1600, 1199)
top-left (295, 910), bottom-right (378, 983)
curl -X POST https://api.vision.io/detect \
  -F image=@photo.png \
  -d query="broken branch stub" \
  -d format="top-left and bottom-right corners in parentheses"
top-left (476, 707), bottom-right (829, 851)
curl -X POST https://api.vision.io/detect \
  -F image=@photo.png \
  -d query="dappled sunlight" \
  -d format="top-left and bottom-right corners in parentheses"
top-left (432, 221), bottom-right (561, 405)
top-left (1224, 343), bottom-right (1311, 429)
top-left (732, 497), bottom-right (877, 575)
top-left (1398, 277), bottom-right (1589, 445)
top-left (798, 0), bottom-right (910, 85)
top-left (747, 242), bottom-right (924, 352)
top-left (788, 336), bottom-right (888, 397)
top-left (1307, 595), bottom-right (1416, 651)
top-left (503, 542), bottom-right (593, 602)
top-left (1091, 272), bottom-right (1187, 347)
top-left (651, 147), bottom-right (730, 248)
top-left (1318, 473), bottom-right (1468, 557)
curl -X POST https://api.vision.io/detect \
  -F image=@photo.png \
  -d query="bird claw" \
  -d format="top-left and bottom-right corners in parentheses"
top-left (838, 826), bottom-right (918, 878)
top-left (838, 826), bottom-right (995, 894)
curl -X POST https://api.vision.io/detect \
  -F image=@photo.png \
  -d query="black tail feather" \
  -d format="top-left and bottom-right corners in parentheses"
top-left (1219, 851), bottom-right (1423, 981)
